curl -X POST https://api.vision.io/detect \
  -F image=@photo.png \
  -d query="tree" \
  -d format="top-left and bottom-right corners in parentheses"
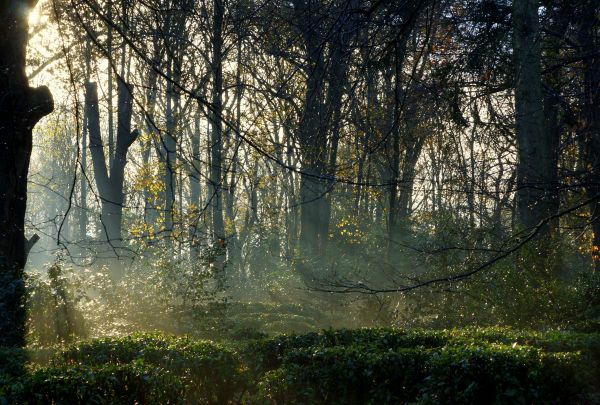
top-left (86, 78), bottom-right (138, 271)
top-left (209, 0), bottom-right (226, 244)
top-left (577, 0), bottom-right (600, 269)
top-left (513, 0), bottom-right (557, 236)
top-left (0, 0), bottom-right (54, 346)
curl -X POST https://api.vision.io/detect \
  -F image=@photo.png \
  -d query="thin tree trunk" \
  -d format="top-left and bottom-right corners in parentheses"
top-left (190, 111), bottom-right (202, 261)
top-left (210, 0), bottom-right (225, 243)
top-left (106, 0), bottom-right (115, 164)
top-left (163, 60), bottom-right (177, 244)
top-left (142, 49), bottom-right (159, 231)
top-left (79, 40), bottom-right (91, 243)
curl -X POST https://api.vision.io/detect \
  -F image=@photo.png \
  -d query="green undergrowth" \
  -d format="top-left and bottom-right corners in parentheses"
top-left (225, 302), bottom-right (327, 338)
top-left (1, 327), bottom-right (599, 404)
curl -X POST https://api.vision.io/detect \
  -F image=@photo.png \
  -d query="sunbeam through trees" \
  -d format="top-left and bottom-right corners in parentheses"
top-left (1, 0), bottom-right (600, 403)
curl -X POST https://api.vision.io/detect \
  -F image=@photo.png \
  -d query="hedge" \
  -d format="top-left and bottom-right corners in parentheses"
top-left (53, 333), bottom-right (247, 404)
top-left (253, 345), bottom-right (587, 404)
top-left (13, 363), bottom-right (184, 404)
top-left (1, 328), bottom-right (598, 404)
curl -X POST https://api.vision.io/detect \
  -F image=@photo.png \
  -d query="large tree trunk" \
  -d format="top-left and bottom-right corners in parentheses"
top-left (224, 34), bottom-right (244, 267)
top-left (323, 2), bottom-right (355, 239)
top-left (513, 0), bottom-right (556, 235)
top-left (161, 2), bottom-right (189, 249)
top-left (0, 0), bottom-right (54, 346)
top-left (578, 0), bottom-right (600, 269)
top-left (86, 78), bottom-right (137, 273)
top-left (294, 0), bottom-right (329, 268)
top-left (387, 42), bottom-right (405, 257)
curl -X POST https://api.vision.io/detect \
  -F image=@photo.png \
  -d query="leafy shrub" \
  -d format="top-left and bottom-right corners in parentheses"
top-left (0, 347), bottom-right (28, 404)
top-left (3, 328), bottom-right (600, 404)
top-left (26, 262), bottom-right (88, 346)
top-left (246, 327), bottom-right (600, 404)
top-left (225, 302), bottom-right (325, 338)
top-left (25, 247), bottom-right (230, 342)
top-left (245, 328), bottom-right (451, 373)
top-left (14, 363), bottom-right (184, 404)
top-left (418, 346), bottom-right (584, 404)
top-left (252, 344), bottom-right (587, 404)
top-left (255, 346), bottom-right (430, 404)
top-left (0, 347), bottom-right (28, 378)
top-left (54, 333), bottom-right (247, 404)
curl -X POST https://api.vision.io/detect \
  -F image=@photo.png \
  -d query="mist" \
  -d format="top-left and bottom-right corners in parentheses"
top-left (1, 0), bottom-right (599, 403)
top-left (22, 0), bottom-right (598, 345)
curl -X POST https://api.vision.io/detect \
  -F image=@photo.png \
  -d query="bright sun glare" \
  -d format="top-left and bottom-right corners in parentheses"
top-left (28, 6), bottom-right (41, 25)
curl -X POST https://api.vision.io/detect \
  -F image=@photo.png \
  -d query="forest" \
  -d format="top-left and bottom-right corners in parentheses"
top-left (1, 0), bottom-right (600, 403)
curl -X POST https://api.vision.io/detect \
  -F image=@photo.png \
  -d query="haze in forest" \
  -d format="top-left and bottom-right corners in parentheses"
top-left (0, 0), bottom-right (597, 347)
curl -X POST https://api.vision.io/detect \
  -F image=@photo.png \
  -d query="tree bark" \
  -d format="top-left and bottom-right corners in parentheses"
top-left (578, 0), bottom-right (600, 269)
top-left (142, 47), bottom-right (160, 233)
top-left (294, 0), bottom-right (330, 267)
top-left (210, 0), bottom-right (226, 243)
top-left (0, 0), bottom-right (54, 346)
top-left (513, 0), bottom-right (555, 235)
top-left (163, 61), bottom-right (177, 243)
top-left (323, 1), bottom-right (355, 239)
top-left (189, 111), bottom-right (202, 261)
top-left (106, 0), bottom-right (115, 164)
top-left (86, 78), bottom-right (137, 271)
top-left (387, 40), bottom-right (407, 257)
